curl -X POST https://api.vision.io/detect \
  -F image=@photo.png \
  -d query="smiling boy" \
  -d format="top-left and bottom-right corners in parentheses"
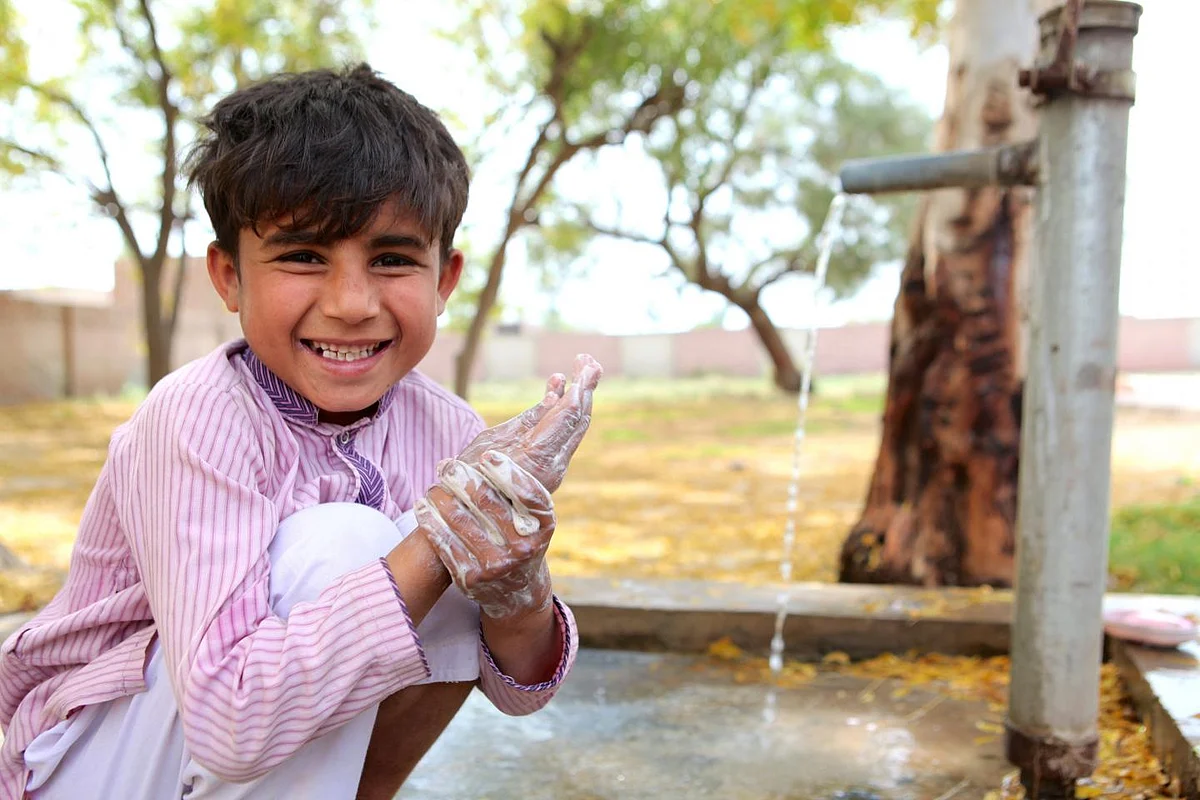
top-left (214, 199), bottom-right (459, 423)
top-left (0, 64), bottom-right (601, 799)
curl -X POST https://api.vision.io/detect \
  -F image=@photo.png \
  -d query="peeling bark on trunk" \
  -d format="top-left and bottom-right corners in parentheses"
top-left (839, 0), bottom-right (1055, 587)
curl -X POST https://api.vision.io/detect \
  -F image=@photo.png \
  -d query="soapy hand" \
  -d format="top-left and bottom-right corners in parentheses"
top-left (416, 354), bottom-right (603, 621)
top-left (415, 452), bottom-right (556, 620)
top-left (458, 354), bottom-right (603, 493)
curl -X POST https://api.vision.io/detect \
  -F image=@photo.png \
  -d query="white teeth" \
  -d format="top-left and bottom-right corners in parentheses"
top-left (307, 341), bottom-right (384, 362)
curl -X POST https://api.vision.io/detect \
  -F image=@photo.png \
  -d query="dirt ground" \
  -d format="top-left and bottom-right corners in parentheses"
top-left (2, 376), bottom-right (1198, 613)
top-left (544, 393), bottom-right (1200, 588)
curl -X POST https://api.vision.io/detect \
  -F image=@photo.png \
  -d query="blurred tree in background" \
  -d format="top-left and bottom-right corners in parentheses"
top-left (0, 0), bottom-right (373, 388)
top-left (567, 53), bottom-right (930, 392)
top-left (446, 0), bottom-right (941, 398)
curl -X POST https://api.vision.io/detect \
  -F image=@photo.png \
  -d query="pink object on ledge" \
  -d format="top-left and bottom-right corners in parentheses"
top-left (1103, 608), bottom-right (1199, 649)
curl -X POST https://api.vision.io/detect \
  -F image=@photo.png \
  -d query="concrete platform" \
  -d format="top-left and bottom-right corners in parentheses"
top-left (556, 576), bottom-right (1014, 661)
top-left (4, 583), bottom-right (1198, 796)
top-left (1113, 639), bottom-right (1200, 797)
top-left (400, 648), bottom-right (1013, 800)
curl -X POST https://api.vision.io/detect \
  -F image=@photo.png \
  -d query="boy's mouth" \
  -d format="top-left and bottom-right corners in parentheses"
top-left (301, 339), bottom-right (392, 363)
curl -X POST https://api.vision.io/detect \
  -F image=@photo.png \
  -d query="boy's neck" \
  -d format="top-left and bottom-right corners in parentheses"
top-left (318, 405), bottom-right (379, 427)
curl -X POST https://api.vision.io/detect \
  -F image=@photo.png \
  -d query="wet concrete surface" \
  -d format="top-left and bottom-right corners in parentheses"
top-left (399, 648), bottom-right (1013, 800)
top-left (1113, 638), bottom-right (1200, 796)
top-left (6, 591), bottom-right (1198, 796)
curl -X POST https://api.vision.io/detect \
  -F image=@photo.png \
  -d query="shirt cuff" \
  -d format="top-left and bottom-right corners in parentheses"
top-left (376, 557), bottom-right (431, 681)
top-left (478, 595), bottom-right (578, 693)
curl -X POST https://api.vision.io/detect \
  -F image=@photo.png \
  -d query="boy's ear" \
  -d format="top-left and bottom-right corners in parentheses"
top-left (207, 241), bottom-right (241, 313)
top-left (436, 249), bottom-right (465, 315)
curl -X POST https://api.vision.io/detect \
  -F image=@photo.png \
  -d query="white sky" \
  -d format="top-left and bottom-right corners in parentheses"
top-left (1, 2), bottom-right (1195, 334)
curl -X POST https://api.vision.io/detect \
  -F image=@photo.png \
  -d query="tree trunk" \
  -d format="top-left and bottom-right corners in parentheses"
top-left (141, 258), bottom-right (174, 387)
top-left (838, 0), bottom-right (1054, 587)
top-left (741, 300), bottom-right (802, 393)
top-left (454, 219), bottom-right (520, 400)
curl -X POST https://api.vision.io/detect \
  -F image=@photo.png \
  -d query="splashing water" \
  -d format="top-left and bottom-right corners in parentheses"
top-left (764, 191), bottom-right (848, 724)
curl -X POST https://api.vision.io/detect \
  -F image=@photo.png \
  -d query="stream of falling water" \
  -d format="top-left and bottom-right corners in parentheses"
top-left (763, 191), bottom-right (848, 725)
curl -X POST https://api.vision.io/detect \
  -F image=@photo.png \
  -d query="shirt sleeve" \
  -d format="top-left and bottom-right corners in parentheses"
top-left (117, 382), bottom-right (430, 782)
top-left (476, 595), bottom-right (579, 715)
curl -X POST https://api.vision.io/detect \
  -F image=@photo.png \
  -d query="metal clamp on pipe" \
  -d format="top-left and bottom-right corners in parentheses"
top-left (838, 140), bottom-right (1040, 196)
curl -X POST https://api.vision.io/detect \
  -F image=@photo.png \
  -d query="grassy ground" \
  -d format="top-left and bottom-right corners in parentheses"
top-left (1108, 495), bottom-right (1200, 593)
top-left (1, 374), bottom-right (1198, 614)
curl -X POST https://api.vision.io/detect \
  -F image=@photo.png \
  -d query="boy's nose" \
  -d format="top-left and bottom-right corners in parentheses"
top-left (322, 269), bottom-right (379, 324)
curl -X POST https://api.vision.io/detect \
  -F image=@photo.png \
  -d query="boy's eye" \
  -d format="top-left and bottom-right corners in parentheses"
top-left (375, 254), bottom-right (419, 269)
top-left (280, 251), bottom-right (322, 265)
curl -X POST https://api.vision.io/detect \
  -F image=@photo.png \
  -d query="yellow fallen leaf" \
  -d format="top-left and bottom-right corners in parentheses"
top-left (705, 636), bottom-right (745, 661)
top-left (822, 650), bottom-right (851, 666)
top-left (865, 547), bottom-right (882, 571)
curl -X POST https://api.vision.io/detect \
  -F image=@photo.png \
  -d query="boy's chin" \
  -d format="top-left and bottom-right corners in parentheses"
top-left (302, 376), bottom-right (384, 413)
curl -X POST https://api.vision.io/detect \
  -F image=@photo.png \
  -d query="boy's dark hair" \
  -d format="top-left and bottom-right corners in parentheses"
top-left (185, 63), bottom-right (469, 261)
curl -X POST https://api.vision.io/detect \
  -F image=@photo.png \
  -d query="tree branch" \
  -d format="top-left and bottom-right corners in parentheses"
top-left (24, 84), bottom-right (121, 206)
top-left (748, 241), bottom-right (810, 287)
top-left (133, 0), bottom-right (179, 269)
top-left (0, 139), bottom-right (68, 174)
top-left (92, 186), bottom-right (142, 269)
top-left (509, 135), bottom-right (586, 228)
top-left (583, 217), bottom-right (694, 284)
top-left (696, 62), bottom-right (771, 207)
top-left (583, 219), bottom-right (667, 249)
top-left (540, 20), bottom-right (594, 120)
top-left (570, 83), bottom-right (688, 151)
top-left (506, 22), bottom-right (598, 223)
top-left (3, 133), bottom-right (144, 274)
top-left (680, 185), bottom-right (713, 282)
top-left (667, 64), bottom-right (774, 299)
top-left (21, 12), bottom-right (147, 266)
top-left (2, 109), bottom-right (141, 268)
top-left (510, 116), bottom-right (555, 214)
top-left (512, 35), bottom-right (691, 239)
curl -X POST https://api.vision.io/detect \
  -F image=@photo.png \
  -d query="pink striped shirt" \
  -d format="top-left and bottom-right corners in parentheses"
top-left (0, 340), bottom-right (578, 796)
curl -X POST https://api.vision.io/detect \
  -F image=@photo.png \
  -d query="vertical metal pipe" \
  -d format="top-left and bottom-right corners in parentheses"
top-left (1005, 2), bottom-right (1142, 796)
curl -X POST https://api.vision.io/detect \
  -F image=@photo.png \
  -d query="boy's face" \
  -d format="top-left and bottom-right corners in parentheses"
top-left (207, 199), bottom-right (463, 422)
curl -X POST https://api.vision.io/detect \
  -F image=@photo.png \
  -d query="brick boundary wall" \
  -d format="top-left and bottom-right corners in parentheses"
top-left (3, 262), bottom-right (1198, 403)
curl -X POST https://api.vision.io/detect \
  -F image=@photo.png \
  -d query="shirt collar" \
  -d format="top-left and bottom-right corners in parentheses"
top-left (240, 344), bottom-right (395, 428)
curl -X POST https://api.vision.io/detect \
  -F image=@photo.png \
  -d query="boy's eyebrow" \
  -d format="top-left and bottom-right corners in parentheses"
top-left (260, 230), bottom-right (431, 250)
top-left (369, 233), bottom-right (430, 250)
top-left (262, 229), bottom-right (325, 248)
